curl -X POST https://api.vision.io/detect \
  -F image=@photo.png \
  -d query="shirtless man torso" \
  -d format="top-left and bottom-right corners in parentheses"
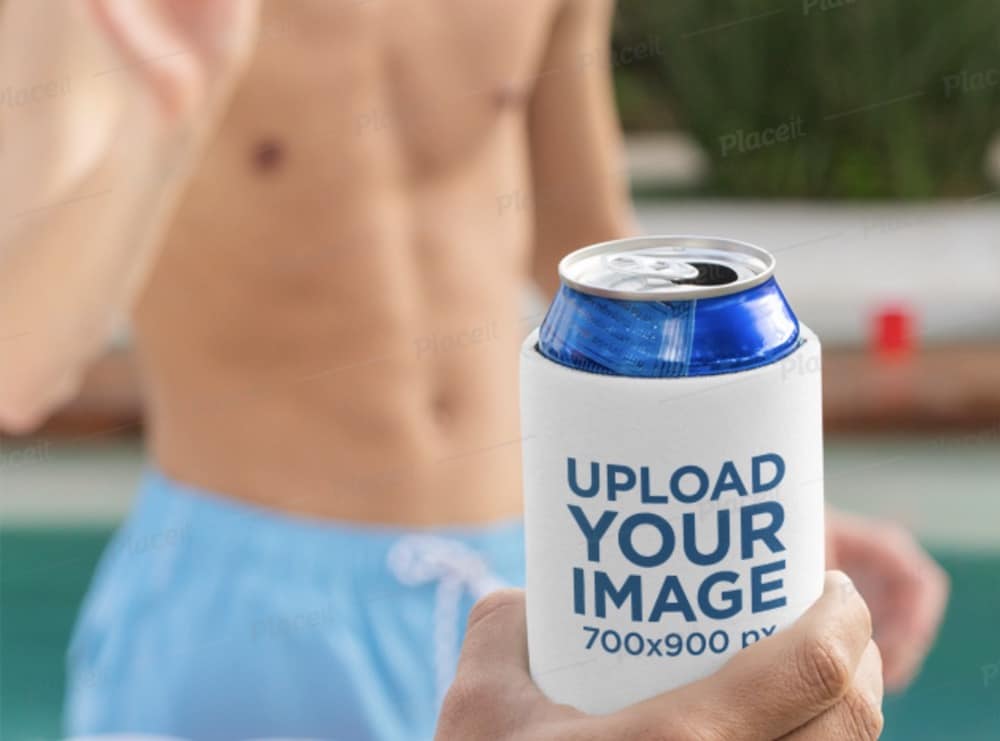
top-left (138, 0), bottom-right (627, 525)
top-left (0, 0), bottom-right (629, 736)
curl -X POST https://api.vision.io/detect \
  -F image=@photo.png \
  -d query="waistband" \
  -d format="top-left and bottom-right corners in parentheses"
top-left (127, 467), bottom-right (525, 577)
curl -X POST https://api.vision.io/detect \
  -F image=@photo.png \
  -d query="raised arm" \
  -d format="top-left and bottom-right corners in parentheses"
top-left (528, 0), bottom-right (635, 299)
top-left (0, 0), bottom-right (257, 432)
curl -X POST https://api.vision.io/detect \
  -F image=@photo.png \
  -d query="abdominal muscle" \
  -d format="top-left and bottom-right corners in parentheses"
top-left (135, 170), bottom-right (531, 526)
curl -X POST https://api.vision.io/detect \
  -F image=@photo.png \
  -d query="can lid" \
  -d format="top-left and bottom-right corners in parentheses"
top-left (559, 235), bottom-right (776, 301)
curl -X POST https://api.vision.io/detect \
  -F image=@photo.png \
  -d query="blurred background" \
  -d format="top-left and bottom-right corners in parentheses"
top-left (3, 1), bottom-right (999, 738)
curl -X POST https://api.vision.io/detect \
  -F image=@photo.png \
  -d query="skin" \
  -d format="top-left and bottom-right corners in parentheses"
top-left (438, 573), bottom-right (884, 740)
top-left (0, 0), bottom-right (946, 721)
top-left (827, 511), bottom-right (949, 691)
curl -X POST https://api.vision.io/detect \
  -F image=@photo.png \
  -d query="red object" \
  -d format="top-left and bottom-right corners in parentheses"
top-left (872, 305), bottom-right (916, 359)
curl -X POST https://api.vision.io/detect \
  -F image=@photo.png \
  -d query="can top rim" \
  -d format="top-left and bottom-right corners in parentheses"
top-left (558, 235), bottom-right (777, 301)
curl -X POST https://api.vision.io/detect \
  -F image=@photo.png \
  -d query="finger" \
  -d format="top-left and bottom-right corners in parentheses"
top-left (837, 521), bottom-right (949, 690)
top-left (878, 631), bottom-right (926, 694)
top-left (456, 588), bottom-right (530, 675)
top-left (608, 571), bottom-right (873, 740)
top-left (876, 557), bottom-right (948, 691)
top-left (831, 517), bottom-right (937, 606)
top-left (881, 547), bottom-right (948, 691)
top-left (781, 641), bottom-right (884, 740)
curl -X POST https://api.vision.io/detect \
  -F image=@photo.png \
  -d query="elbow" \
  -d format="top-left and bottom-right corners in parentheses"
top-left (0, 388), bottom-right (55, 435)
top-left (0, 369), bottom-right (78, 436)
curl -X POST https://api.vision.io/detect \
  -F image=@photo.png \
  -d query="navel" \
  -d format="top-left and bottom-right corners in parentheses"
top-left (431, 388), bottom-right (458, 427)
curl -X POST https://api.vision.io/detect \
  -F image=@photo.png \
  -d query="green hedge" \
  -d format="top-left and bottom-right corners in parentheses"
top-left (612, 0), bottom-right (1000, 198)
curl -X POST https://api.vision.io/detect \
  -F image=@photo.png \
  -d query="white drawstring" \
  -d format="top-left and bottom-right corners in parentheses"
top-left (387, 535), bottom-right (505, 706)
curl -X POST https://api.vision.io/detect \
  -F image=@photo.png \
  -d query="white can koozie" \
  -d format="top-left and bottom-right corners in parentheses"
top-left (520, 236), bottom-right (825, 714)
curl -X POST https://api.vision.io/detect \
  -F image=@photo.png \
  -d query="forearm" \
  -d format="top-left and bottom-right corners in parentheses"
top-left (0, 0), bottom-right (255, 432)
top-left (526, 0), bottom-right (634, 301)
top-left (0, 118), bottom-right (197, 431)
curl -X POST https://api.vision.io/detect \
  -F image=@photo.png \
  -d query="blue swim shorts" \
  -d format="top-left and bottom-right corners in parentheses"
top-left (65, 468), bottom-right (525, 740)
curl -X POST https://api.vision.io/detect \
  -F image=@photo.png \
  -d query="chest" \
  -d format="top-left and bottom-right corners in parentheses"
top-left (237, 0), bottom-right (560, 173)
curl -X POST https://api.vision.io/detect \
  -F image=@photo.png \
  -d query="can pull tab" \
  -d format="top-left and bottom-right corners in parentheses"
top-left (604, 254), bottom-right (701, 285)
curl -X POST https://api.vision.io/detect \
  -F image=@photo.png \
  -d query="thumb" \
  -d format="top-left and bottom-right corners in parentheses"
top-left (456, 589), bottom-right (530, 676)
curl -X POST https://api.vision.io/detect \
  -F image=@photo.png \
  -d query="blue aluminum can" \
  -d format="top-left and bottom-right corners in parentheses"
top-left (538, 236), bottom-right (800, 377)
